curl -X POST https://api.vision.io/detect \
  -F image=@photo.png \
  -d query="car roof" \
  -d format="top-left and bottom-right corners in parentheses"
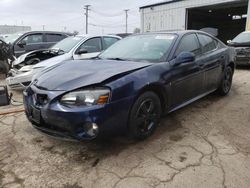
top-left (131, 30), bottom-right (219, 38)
top-left (73, 34), bottom-right (122, 39)
top-left (16, 31), bottom-right (73, 36)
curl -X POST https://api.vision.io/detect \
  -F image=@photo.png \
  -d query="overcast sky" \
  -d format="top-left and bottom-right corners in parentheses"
top-left (0, 0), bottom-right (163, 34)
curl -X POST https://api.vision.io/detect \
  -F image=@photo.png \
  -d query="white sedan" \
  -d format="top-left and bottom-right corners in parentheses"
top-left (6, 35), bottom-right (121, 89)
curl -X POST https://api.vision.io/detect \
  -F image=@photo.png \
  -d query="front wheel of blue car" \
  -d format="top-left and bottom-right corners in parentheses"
top-left (128, 91), bottom-right (162, 140)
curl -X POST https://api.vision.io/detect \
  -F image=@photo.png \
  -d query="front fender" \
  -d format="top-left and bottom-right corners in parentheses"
top-left (107, 62), bottom-right (172, 103)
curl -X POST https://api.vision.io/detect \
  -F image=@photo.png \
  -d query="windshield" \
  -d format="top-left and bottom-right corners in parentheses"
top-left (232, 32), bottom-right (250, 43)
top-left (50, 36), bottom-right (83, 53)
top-left (4, 33), bottom-right (23, 44)
top-left (99, 34), bottom-right (176, 62)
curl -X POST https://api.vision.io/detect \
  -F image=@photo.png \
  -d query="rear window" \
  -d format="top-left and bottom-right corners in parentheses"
top-left (175, 34), bottom-right (201, 56)
top-left (103, 37), bottom-right (120, 49)
top-left (198, 34), bottom-right (217, 53)
top-left (46, 34), bottom-right (66, 42)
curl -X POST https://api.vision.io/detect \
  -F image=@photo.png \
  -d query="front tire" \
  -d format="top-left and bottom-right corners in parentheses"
top-left (217, 66), bottom-right (233, 96)
top-left (128, 91), bottom-right (162, 140)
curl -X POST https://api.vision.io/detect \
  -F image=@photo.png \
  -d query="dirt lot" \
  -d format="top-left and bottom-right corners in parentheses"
top-left (0, 69), bottom-right (250, 188)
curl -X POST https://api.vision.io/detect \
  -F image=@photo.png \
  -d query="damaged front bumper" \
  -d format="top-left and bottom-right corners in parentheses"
top-left (6, 69), bottom-right (33, 89)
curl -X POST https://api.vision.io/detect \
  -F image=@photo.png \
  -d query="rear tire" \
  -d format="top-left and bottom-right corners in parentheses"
top-left (217, 66), bottom-right (233, 96)
top-left (128, 91), bottom-right (162, 140)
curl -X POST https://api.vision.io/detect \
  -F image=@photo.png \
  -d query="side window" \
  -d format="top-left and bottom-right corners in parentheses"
top-left (175, 34), bottom-right (201, 56)
top-left (197, 34), bottom-right (217, 53)
top-left (45, 34), bottom-right (66, 42)
top-left (103, 37), bottom-right (119, 49)
top-left (22, 34), bottom-right (43, 44)
top-left (78, 37), bottom-right (102, 53)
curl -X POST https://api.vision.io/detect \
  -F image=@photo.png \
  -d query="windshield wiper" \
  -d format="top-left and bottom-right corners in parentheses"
top-left (90, 56), bottom-right (102, 60)
top-left (106, 57), bottom-right (127, 61)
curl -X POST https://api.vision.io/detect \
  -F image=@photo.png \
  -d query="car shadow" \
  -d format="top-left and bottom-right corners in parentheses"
top-left (31, 91), bottom-right (227, 168)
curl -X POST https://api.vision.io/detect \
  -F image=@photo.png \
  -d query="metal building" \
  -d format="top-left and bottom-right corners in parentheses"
top-left (0, 25), bottom-right (31, 35)
top-left (140, 0), bottom-right (250, 42)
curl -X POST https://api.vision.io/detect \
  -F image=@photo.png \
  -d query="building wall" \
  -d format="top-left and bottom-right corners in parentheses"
top-left (0, 25), bottom-right (31, 34)
top-left (140, 0), bottom-right (243, 32)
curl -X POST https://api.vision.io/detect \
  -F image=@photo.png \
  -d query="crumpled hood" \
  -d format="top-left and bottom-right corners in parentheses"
top-left (13, 49), bottom-right (46, 65)
top-left (33, 53), bottom-right (72, 69)
top-left (34, 60), bottom-right (153, 91)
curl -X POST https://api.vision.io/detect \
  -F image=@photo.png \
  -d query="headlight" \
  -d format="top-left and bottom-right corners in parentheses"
top-left (19, 65), bottom-right (33, 72)
top-left (60, 88), bottom-right (110, 106)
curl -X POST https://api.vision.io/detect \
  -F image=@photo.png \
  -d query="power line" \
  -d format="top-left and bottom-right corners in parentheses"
top-left (91, 9), bottom-right (124, 17)
top-left (89, 16), bottom-right (125, 26)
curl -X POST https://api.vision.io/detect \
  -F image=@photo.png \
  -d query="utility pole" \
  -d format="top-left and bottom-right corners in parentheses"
top-left (124, 9), bottom-right (129, 33)
top-left (246, 0), bottom-right (250, 31)
top-left (84, 5), bottom-right (91, 34)
top-left (42, 25), bottom-right (45, 31)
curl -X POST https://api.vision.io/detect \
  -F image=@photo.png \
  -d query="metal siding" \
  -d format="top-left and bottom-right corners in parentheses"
top-left (141, 0), bottom-right (246, 32)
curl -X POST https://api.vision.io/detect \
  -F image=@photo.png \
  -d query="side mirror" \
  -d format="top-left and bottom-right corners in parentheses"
top-left (227, 40), bottom-right (232, 44)
top-left (175, 52), bottom-right (195, 66)
top-left (17, 40), bottom-right (26, 47)
top-left (76, 48), bottom-right (88, 55)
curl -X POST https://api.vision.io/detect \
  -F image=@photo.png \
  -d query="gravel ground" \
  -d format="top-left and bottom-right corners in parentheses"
top-left (0, 69), bottom-right (250, 188)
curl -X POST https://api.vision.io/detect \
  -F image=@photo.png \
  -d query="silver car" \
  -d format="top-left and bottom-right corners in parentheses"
top-left (6, 35), bottom-right (121, 89)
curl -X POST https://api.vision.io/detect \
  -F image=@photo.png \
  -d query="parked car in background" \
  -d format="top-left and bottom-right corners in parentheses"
top-left (0, 34), bottom-right (10, 41)
top-left (228, 31), bottom-right (250, 66)
top-left (6, 35), bottom-right (121, 89)
top-left (0, 39), bottom-right (15, 74)
top-left (23, 31), bottom-right (235, 141)
top-left (4, 31), bottom-right (72, 57)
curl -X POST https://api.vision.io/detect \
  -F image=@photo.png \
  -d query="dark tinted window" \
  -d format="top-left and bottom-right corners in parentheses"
top-left (78, 37), bottom-right (102, 53)
top-left (22, 34), bottom-right (43, 44)
top-left (46, 34), bottom-right (66, 42)
top-left (176, 34), bottom-right (201, 56)
top-left (103, 37), bottom-right (119, 49)
top-left (198, 34), bottom-right (217, 53)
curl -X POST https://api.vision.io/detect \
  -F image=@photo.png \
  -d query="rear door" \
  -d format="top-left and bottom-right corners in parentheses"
top-left (73, 37), bottom-right (102, 60)
top-left (170, 33), bottom-right (204, 109)
top-left (197, 33), bottom-right (224, 92)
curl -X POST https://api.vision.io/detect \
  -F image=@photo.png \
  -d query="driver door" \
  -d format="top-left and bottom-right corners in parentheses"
top-left (73, 37), bottom-right (102, 60)
top-left (169, 33), bottom-right (204, 109)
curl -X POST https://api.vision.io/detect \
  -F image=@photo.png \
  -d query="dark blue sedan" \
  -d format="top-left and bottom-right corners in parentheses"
top-left (23, 31), bottom-right (236, 140)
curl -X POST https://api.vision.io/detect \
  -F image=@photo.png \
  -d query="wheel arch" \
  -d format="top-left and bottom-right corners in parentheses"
top-left (228, 61), bottom-right (235, 74)
top-left (136, 83), bottom-right (168, 114)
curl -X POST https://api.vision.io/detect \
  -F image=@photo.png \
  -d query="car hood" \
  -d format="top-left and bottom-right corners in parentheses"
top-left (228, 42), bottom-right (250, 47)
top-left (13, 49), bottom-right (46, 66)
top-left (34, 60), bottom-right (153, 91)
top-left (33, 53), bottom-right (72, 69)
